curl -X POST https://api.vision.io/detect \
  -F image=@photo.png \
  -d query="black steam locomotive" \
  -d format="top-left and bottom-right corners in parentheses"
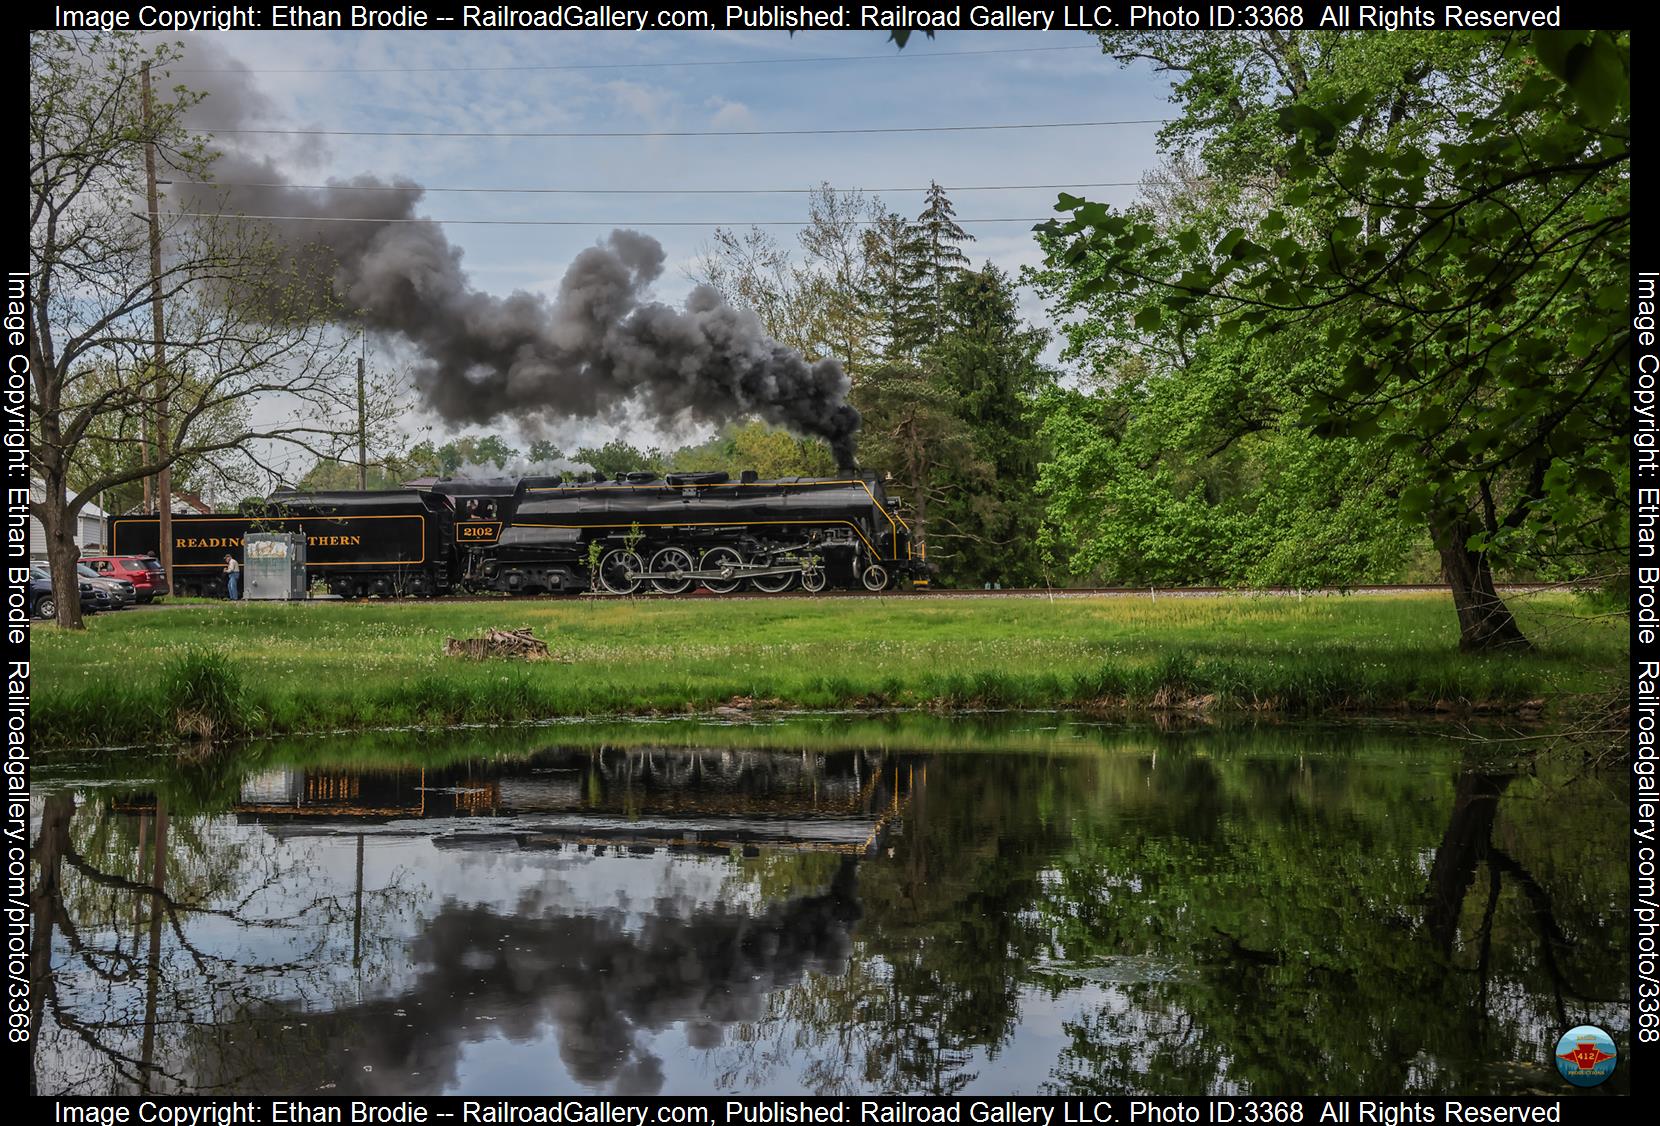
top-left (107, 471), bottom-right (926, 597)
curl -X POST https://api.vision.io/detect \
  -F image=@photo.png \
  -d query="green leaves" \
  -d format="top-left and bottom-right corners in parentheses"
top-left (1277, 102), bottom-right (1341, 149)
top-left (1530, 31), bottom-right (1629, 127)
top-left (1030, 29), bottom-right (1628, 602)
top-left (1213, 228), bottom-right (1246, 259)
top-left (1399, 484), bottom-right (1435, 517)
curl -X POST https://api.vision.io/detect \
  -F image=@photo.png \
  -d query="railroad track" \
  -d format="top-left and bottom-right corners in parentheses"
top-left (472, 582), bottom-right (1580, 602)
top-left (138, 582), bottom-right (1587, 607)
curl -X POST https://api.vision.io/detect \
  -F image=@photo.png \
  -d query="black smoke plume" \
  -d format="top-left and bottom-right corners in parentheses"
top-left (169, 43), bottom-right (861, 468)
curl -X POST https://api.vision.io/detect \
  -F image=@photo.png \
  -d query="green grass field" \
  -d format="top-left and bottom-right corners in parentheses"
top-left (29, 592), bottom-right (1625, 748)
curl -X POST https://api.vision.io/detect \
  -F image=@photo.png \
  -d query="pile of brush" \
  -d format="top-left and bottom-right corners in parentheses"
top-left (443, 627), bottom-right (553, 661)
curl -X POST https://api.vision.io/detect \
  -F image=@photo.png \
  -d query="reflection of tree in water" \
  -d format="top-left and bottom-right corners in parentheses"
top-left (31, 794), bottom-right (415, 1095)
top-left (694, 747), bottom-right (1625, 1096)
top-left (34, 732), bottom-right (1628, 1097)
top-left (1037, 758), bottom-right (1629, 1095)
top-left (706, 754), bottom-right (1089, 1094)
top-left (190, 857), bottom-right (861, 1095)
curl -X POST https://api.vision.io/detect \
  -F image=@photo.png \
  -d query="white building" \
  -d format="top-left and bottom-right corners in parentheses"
top-left (28, 480), bottom-right (110, 560)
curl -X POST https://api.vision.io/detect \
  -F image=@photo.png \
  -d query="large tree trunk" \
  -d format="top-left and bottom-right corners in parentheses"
top-left (1428, 511), bottom-right (1528, 652)
top-left (34, 473), bottom-right (86, 631)
top-left (1423, 770), bottom-right (1513, 955)
top-left (28, 792), bottom-right (75, 1090)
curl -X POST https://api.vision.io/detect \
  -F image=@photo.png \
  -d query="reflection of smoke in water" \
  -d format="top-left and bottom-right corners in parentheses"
top-left (217, 856), bottom-right (861, 1097)
top-left (168, 41), bottom-right (861, 467)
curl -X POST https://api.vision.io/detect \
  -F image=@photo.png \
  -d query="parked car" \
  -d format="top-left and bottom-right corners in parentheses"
top-left (29, 565), bottom-right (106, 618)
top-left (26, 569), bottom-right (53, 619)
top-left (77, 563), bottom-right (134, 609)
top-left (80, 554), bottom-right (169, 602)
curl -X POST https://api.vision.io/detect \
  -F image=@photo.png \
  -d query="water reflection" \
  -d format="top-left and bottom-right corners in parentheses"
top-left (31, 722), bottom-right (1629, 1096)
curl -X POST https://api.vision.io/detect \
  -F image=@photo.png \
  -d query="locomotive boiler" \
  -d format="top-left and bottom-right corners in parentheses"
top-left (469, 471), bottom-right (924, 594)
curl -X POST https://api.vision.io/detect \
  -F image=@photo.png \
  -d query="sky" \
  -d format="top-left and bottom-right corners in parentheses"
top-left (156, 29), bottom-right (1174, 472)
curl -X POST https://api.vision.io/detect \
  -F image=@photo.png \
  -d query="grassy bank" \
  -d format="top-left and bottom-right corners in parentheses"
top-left (30, 592), bottom-right (1625, 748)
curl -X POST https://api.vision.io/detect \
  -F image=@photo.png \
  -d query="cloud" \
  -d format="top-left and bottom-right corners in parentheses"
top-left (705, 97), bottom-right (756, 130)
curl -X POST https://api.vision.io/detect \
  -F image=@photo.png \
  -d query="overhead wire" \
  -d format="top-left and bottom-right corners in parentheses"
top-left (157, 212), bottom-right (1070, 227)
top-left (159, 179), bottom-right (1145, 195)
top-left (161, 48), bottom-right (1138, 231)
top-left (163, 44), bottom-right (1102, 74)
top-left (182, 118), bottom-right (1169, 138)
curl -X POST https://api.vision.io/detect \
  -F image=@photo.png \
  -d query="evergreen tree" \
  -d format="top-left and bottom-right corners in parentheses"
top-left (860, 211), bottom-right (931, 364)
top-left (913, 182), bottom-right (974, 323)
top-left (923, 266), bottom-right (1052, 587)
top-left (851, 363), bottom-right (980, 567)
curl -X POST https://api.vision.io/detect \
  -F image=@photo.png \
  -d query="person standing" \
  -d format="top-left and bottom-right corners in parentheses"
top-left (224, 553), bottom-right (241, 601)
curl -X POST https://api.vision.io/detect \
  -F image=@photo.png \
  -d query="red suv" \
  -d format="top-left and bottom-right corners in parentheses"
top-left (81, 554), bottom-right (170, 603)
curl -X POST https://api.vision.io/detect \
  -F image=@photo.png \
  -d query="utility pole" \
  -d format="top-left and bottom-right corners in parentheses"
top-left (357, 332), bottom-right (368, 490)
top-left (141, 61), bottom-right (173, 580)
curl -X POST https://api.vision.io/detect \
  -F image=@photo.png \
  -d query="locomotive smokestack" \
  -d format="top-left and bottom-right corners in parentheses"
top-left (169, 43), bottom-right (861, 464)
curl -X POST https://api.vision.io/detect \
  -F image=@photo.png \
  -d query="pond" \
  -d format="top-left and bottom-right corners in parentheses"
top-left (29, 714), bottom-right (1628, 1097)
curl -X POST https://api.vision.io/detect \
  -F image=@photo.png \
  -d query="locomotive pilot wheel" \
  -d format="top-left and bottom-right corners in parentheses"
top-left (649, 546), bottom-right (695, 595)
top-left (598, 549), bottom-right (644, 595)
top-left (801, 565), bottom-right (827, 593)
top-left (860, 564), bottom-right (890, 592)
top-left (698, 546), bottom-right (744, 594)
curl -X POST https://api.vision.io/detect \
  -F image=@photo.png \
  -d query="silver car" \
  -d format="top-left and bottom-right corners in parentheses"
top-left (77, 562), bottom-right (134, 609)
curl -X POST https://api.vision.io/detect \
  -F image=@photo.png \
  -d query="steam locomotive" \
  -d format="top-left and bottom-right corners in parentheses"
top-left (107, 471), bottom-right (927, 597)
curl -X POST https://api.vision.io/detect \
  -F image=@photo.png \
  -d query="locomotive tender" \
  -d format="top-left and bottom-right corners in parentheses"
top-left (110, 489), bottom-right (456, 598)
top-left (109, 471), bottom-right (925, 597)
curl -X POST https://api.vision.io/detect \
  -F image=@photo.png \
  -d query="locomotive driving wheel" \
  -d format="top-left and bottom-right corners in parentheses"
top-left (698, 546), bottom-right (743, 594)
top-left (649, 547), bottom-right (695, 594)
top-left (598, 549), bottom-right (644, 595)
top-left (748, 555), bottom-right (795, 593)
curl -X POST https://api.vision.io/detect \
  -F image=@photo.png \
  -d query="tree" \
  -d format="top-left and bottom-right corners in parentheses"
top-left (922, 267), bottom-right (1053, 586)
top-left (690, 226), bottom-right (815, 357)
top-left (294, 459), bottom-right (400, 492)
top-left (400, 435), bottom-right (522, 478)
top-left (60, 362), bottom-right (250, 517)
top-left (1039, 30), bottom-right (1628, 648)
top-left (853, 185), bottom-right (976, 367)
top-left (852, 363), bottom-right (980, 559)
top-left (665, 421), bottom-right (835, 479)
top-left (913, 183), bottom-right (975, 327)
top-left (796, 185), bottom-right (884, 374)
top-left (30, 32), bottom-right (353, 628)
top-left (573, 439), bottom-right (665, 479)
top-left (1032, 332), bottom-right (1421, 589)
top-left (526, 439), bottom-right (565, 465)
top-left (692, 184), bottom-right (887, 375)
top-left (856, 212), bottom-right (924, 366)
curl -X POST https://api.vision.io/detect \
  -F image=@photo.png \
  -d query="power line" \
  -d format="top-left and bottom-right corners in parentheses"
top-left (161, 179), bottom-right (1144, 195)
top-left (165, 44), bottom-right (1100, 74)
top-left (160, 212), bottom-right (1063, 227)
top-left (182, 118), bottom-right (1168, 139)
